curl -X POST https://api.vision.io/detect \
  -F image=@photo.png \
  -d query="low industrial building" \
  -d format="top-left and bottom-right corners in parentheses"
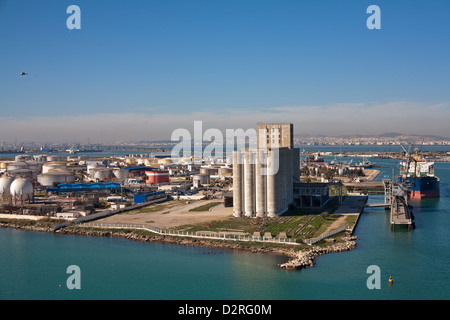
top-left (293, 182), bottom-right (330, 208)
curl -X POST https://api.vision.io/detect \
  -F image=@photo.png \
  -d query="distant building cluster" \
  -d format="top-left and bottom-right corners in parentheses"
top-left (294, 135), bottom-right (450, 147)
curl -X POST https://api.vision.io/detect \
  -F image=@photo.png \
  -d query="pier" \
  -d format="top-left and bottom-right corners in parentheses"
top-left (390, 196), bottom-right (414, 230)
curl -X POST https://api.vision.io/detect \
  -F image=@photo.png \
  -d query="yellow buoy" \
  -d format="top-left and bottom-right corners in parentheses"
top-left (389, 275), bottom-right (393, 285)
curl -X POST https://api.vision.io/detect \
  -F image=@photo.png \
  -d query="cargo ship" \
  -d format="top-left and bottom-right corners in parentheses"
top-left (400, 153), bottom-right (440, 199)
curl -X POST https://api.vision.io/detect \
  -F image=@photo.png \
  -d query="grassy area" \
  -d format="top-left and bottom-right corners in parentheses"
top-left (173, 209), bottom-right (350, 243)
top-left (188, 202), bottom-right (221, 212)
top-left (169, 196), bottom-right (359, 243)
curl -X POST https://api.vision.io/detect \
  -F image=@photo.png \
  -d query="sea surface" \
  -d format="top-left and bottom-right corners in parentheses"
top-left (1, 157), bottom-right (450, 300)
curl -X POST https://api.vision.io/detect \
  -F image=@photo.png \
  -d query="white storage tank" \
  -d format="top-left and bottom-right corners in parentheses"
top-left (93, 168), bottom-right (113, 181)
top-left (37, 170), bottom-right (75, 187)
top-left (15, 155), bottom-right (31, 161)
top-left (218, 167), bottom-right (233, 175)
top-left (113, 168), bottom-right (129, 182)
top-left (87, 163), bottom-right (105, 174)
top-left (7, 161), bottom-right (28, 171)
top-left (46, 155), bottom-right (63, 162)
top-left (193, 174), bottom-right (210, 187)
top-left (42, 162), bottom-right (67, 174)
top-left (8, 168), bottom-right (33, 179)
top-left (0, 161), bottom-right (9, 170)
top-left (0, 175), bottom-right (15, 200)
top-left (200, 166), bottom-right (218, 175)
top-left (10, 178), bottom-right (34, 203)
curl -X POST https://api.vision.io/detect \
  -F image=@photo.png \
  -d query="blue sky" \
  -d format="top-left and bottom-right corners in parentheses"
top-left (0, 0), bottom-right (449, 142)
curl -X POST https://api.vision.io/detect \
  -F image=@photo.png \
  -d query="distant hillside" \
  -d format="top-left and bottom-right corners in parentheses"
top-left (377, 132), bottom-right (403, 138)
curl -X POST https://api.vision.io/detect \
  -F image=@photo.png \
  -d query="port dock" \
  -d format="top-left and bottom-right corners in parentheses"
top-left (390, 196), bottom-right (414, 230)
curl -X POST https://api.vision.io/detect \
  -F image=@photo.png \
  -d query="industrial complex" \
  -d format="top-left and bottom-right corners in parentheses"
top-left (0, 151), bottom-right (233, 220)
top-left (0, 122), bottom-right (388, 237)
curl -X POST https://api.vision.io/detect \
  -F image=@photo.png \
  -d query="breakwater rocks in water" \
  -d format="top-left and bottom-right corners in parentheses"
top-left (279, 234), bottom-right (358, 270)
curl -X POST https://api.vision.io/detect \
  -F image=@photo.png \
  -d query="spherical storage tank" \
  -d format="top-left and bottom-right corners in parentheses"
top-left (10, 178), bottom-right (34, 203)
top-left (0, 175), bottom-right (15, 200)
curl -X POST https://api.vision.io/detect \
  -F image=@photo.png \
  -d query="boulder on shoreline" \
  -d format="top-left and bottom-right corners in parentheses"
top-left (279, 234), bottom-right (358, 270)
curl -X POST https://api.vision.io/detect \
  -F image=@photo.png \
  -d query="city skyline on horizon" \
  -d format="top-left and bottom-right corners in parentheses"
top-left (1, 1), bottom-right (449, 143)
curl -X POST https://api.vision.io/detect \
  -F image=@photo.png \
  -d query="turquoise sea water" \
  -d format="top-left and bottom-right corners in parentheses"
top-left (1, 160), bottom-right (450, 300)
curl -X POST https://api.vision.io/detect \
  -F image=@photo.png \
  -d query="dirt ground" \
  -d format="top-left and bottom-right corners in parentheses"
top-left (97, 199), bottom-right (233, 229)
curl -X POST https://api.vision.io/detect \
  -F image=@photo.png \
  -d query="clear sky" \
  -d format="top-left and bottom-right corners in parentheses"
top-left (0, 0), bottom-right (449, 143)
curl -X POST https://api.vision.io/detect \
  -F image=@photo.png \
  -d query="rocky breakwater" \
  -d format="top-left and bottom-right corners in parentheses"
top-left (279, 234), bottom-right (358, 270)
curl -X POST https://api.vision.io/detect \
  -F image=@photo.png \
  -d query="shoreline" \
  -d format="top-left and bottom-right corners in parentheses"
top-left (0, 220), bottom-right (359, 270)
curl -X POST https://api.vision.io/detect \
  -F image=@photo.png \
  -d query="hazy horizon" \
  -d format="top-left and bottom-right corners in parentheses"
top-left (1, 1), bottom-right (449, 143)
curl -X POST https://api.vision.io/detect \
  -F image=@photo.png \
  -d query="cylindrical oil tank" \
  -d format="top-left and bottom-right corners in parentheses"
top-left (200, 167), bottom-right (218, 175)
top-left (93, 168), bottom-right (113, 180)
top-left (25, 160), bottom-right (43, 173)
top-left (87, 162), bottom-right (105, 174)
top-left (37, 171), bottom-right (75, 187)
top-left (193, 174), bottom-right (210, 185)
top-left (15, 155), bottom-right (31, 162)
top-left (42, 162), bottom-right (67, 174)
top-left (145, 170), bottom-right (169, 184)
top-left (0, 162), bottom-right (9, 170)
top-left (9, 168), bottom-right (33, 179)
top-left (113, 168), bottom-right (129, 181)
top-left (218, 167), bottom-right (233, 175)
top-left (46, 155), bottom-right (63, 162)
top-left (7, 161), bottom-right (28, 171)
